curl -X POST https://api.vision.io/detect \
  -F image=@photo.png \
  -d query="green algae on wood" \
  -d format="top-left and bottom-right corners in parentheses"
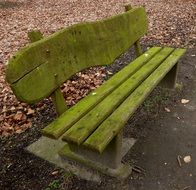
top-left (62, 48), bottom-right (174, 145)
top-left (134, 40), bottom-right (143, 56)
top-left (6, 7), bottom-right (148, 103)
top-left (124, 4), bottom-right (142, 57)
top-left (27, 30), bottom-right (68, 115)
top-left (83, 48), bottom-right (186, 153)
top-left (42, 47), bottom-right (161, 139)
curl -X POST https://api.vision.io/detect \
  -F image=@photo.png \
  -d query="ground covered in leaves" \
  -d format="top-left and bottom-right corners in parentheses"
top-left (0, 0), bottom-right (195, 189)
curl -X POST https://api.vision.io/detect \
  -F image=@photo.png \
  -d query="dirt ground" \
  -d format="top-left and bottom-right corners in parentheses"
top-left (0, 0), bottom-right (196, 190)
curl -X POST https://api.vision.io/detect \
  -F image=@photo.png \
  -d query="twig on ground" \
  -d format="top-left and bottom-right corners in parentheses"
top-left (132, 165), bottom-right (146, 175)
top-left (182, 186), bottom-right (191, 190)
top-left (177, 155), bottom-right (182, 167)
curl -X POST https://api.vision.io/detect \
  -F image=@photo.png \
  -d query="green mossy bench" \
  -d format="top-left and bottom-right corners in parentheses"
top-left (6, 5), bottom-right (186, 178)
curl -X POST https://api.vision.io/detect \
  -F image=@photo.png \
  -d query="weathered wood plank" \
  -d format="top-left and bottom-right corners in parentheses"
top-left (62, 48), bottom-right (174, 145)
top-left (42, 47), bottom-right (161, 139)
top-left (6, 7), bottom-right (148, 103)
top-left (83, 48), bottom-right (186, 153)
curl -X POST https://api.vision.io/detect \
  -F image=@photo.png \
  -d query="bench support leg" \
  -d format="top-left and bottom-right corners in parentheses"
top-left (134, 40), bottom-right (143, 57)
top-left (58, 130), bottom-right (133, 179)
top-left (159, 63), bottom-right (178, 89)
top-left (51, 88), bottom-right (68, 115)
top-left (68, 130), bottom-right (123, 169)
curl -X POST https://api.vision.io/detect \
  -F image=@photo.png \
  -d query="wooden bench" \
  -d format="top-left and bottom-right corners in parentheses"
top-left (6, 5), bottom-right (186, 178)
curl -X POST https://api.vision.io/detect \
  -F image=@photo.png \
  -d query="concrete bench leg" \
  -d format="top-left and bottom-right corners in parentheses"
top-left (26, 131), bottom-right (136, 179)
top-left (59, 130), bottom-right (134, 179)
top-left (159, 63), bottom-right (179, 89)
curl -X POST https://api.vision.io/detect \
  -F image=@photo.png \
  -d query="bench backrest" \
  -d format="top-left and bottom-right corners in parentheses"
top-left (6, 7), bottom-right (147, 104)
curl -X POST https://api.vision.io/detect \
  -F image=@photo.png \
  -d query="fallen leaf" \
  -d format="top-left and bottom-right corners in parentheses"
top-left (1, 131), bottom-right (10, 137)
top-left (22, 122), bottom-right (32, 129)
top-left (13, 111), bottom-right (23, 121)
top-left (27, 108), bottom-right (35, 115)
top-left (184, 155), bottom-right (191, 163)
top-left (107, 71), bottom-right (113, 75)
top-left (51, 171), bottom-right (59, 175)
top-left (181, 99), bottom-right (190, 104)
top-left (10, 106), bottom-right (16, 112)
top-left (164, 107), bottom-right (171, 112)
top-left (2, 106), bottom-right (7, 113)
top-left (15, 129), bottom-right (22, 134)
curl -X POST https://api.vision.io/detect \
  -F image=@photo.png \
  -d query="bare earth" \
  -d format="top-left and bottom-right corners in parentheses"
top-left (0, 0), bottom-right (196, 190)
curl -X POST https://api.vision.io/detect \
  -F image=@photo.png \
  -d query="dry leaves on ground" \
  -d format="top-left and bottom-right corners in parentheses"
top-left (0, 64), bottom-right (34, 136)
top-left (0, 64), bottom-right (106, 137)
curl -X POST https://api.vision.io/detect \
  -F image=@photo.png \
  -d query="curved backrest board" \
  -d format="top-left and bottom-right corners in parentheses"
top-left (6, 7), bottom-right (147, 103)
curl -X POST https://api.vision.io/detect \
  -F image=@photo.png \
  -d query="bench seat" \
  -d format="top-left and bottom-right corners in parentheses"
top-left (42, 46), bottom-right (185, 153)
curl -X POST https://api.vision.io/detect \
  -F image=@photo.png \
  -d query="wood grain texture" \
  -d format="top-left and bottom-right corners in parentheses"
top-left (62, 48), bottom-right (174, 145)
top-left (6, 7), bottom-right (147, 103)
top-left (42, 47), bottom-right (161, 139)
top-left (83, 48), bottom-right (186, 153)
